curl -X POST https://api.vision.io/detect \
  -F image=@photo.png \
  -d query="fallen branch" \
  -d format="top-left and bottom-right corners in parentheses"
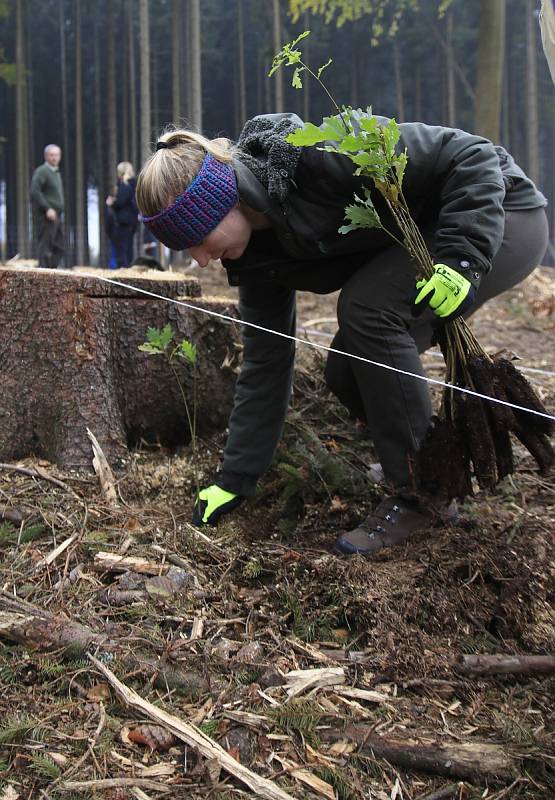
top-left (457, 654), bottom-right (555, 676)
top-left (88, 653), bottom-right (297, 800)
top-left (322, 724), bottom-right (517, 784)
top-left (0, 462), bottom-right (74, 493)
top-left (0, 590), bottom-right (206, 695)
top-left (58, 778), bottom-right (170, 793)
top-left (93, 552), bottom-right (171, 575)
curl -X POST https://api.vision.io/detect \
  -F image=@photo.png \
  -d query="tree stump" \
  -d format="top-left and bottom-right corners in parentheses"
top-left (0, 267), bottom-right (240, 470)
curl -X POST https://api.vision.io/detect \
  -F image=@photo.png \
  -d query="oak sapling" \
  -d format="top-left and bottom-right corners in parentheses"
top-left (139, 324), bottom-right (199, 485)
top-left (270, 32), bottom-right (554, 497)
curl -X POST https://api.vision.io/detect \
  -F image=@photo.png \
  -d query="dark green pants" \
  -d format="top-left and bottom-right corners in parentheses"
top-left (36, 215), bottom-right (65, 269)
top-left (324, 207), bottom-right (549, 488)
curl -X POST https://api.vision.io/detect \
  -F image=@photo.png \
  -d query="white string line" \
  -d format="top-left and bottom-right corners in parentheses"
top-left (83, 272), bottom-right (555, 424)
top-left (297, 326), bottom-right (555, 378)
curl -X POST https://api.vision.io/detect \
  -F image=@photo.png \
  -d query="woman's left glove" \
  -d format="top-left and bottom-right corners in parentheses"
top-left (412, 263), bottom-right (476, 320)
top-left (191, 484), bottom-right (243, 527)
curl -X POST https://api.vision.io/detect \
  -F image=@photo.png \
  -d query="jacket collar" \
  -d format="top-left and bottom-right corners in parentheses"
top-left (232, 158), bottom-right (292, 238)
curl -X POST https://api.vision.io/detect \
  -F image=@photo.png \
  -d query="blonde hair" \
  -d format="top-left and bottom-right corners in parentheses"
top-left (117, 161), bottom-right (135, 182)
top-left (136, 128), bottom-right (234, 217)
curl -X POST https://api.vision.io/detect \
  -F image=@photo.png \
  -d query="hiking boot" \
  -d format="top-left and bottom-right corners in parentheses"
top-left (335, 494), bottom-right (458, 556)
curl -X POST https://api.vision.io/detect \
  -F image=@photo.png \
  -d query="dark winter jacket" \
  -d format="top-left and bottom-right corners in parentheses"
top-left (226, 112), bottom-right (545, 287)
top-left (112, 178), bottom-right (138, 228)
top-left (30, 163), bottom-right (64, 214)
top-left (217, 112), bottom-right (547, 497)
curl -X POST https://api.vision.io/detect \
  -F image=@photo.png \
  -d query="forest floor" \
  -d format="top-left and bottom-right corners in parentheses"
top-left (0, 263), bottom-right (554, 800)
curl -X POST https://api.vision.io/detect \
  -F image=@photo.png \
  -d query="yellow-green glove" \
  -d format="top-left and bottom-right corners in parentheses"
top-left (413, 263), bottom-right (476, 320)
top-left (191, 484), bottom-right (243, 527)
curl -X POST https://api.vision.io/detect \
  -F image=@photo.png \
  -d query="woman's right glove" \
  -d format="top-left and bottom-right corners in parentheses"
top-left (191, 484), bottom-right (243, 527)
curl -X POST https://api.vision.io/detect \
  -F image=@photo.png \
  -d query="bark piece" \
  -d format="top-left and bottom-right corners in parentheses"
top-left (0, 268), bottom-right (239, 470)
top-left (322, 725), bottom-right (516, 784)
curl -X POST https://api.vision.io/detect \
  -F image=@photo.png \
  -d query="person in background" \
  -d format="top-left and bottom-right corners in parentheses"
top-left (540, 0), bottom-right (555, 83)
top-left (30, 144), bottom-right (65, 269)
top-left (136, 116), bottom-right (547, 556)
top-left (106, 161), bottom-right (137, 268)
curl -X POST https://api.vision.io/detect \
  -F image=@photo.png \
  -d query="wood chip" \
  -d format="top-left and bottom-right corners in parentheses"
top-left (273, 755), bottom-right (335, 800)
top-left (33, 534), bottom-right (77, 572)
top-left (87, 428), bottom-right (118, 504)
top-left (93, 552), bottom-right (170, 575)
top-left (284, 666), bottom-right (346, 698)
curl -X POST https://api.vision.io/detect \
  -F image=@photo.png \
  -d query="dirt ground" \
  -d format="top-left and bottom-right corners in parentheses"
top-left (0, 261), bottom-right (554, 799)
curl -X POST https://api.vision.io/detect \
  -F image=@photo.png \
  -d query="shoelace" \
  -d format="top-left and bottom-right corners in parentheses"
top-left (364, 503), bottom-right (401, 538)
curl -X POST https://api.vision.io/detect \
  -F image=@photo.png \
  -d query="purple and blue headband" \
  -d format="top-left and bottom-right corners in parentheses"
top-left (141, 152), bottom-right (238, 251)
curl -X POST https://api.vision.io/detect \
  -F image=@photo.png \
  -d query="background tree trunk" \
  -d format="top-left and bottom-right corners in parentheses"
top-left (273, 0), bottom-right (284, 112)
top-left (474, 0), bottom-right (506, 141)
top-left (445, 8), bottom-right (456, 128)
top-left (172, 0), bottom-right (182, 124)
top-left (525, 0), bottom-right (539, 184)
top-left (128, 0), bottom-right (138, 170)
top-left (237, 0), bottom-right (247, 127)
top-left (139, 0), bottom-right (151, 165)
top-left (16, 0), bottom-right (29, 258)
top-left (59, 0), bottom-right (72, 267)
top-left (107, 0), bottom-right (118, 187)
top-left (0, 268), bottom-right (239, 470)
top-left (393, 39), bottom-right (404, 122)
top-left (190, 0), bottom-right (202, 130)
top-left (121, 3), bottom-right (130, 161)
top-left (74, 0), bottom-right (87, 265)
top-left (95, 12), bottom-right (109, 268)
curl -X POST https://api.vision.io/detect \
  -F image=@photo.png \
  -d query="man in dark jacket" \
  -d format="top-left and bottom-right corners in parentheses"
top-left (137, 113), bottom-right (549, 556)
top-left (30, 144), bottom-right (65, 269)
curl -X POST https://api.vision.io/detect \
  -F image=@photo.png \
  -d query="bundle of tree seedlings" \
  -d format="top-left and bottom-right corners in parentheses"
top-left (272, 34), bottom-right (554, 500)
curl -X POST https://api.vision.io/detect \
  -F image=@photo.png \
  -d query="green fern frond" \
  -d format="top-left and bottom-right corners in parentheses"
top-left (19, 523), bottom-right (47, 543)
top-left (31, 754), bottom-right (62, 779)
top-left (38, 658), bottom-right (89, 677)
top-left (0, 716), bottom-right (45, 744)
top-left (316, 767), bottom-right (358, 800)
top-left (0, 521), bottom-right (46, 547)
top-left (267, 699), bottom-right (322, 744)
top-left (0, 665), bottom-right (17, 684)
top-left (236, 669), bottom-right (262, 685)
top-left (0, 522), bottom-right (15, 544)
top-left (243, 558), bottom-right (262, 579)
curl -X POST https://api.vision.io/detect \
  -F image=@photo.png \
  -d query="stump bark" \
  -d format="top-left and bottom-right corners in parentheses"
top-left (0, 267), bottom-right (240, 469)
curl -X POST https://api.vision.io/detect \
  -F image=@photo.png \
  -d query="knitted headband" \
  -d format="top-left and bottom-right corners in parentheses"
top-left (141, 153), bottom-right (238, 251)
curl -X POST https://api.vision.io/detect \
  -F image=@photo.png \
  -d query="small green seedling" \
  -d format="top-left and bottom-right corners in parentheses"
top-left (139, 324), bottom-right (198, 484)
top-left (271, 32), bottom-right (432, 280)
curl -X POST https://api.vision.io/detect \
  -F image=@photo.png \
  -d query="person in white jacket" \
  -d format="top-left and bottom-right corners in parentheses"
top-left (541, 0), bottom-right (555, 83)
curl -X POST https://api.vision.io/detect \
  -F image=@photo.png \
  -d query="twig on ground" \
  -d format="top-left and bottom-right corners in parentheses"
top-left (57, 778), bottom-right (170, 793)
top-left (87, 652), bottom-right (298, 800)
top-left (0, 462), bottom-right (77, 495)
top-left (457, 653), bottom-right (555, 675)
